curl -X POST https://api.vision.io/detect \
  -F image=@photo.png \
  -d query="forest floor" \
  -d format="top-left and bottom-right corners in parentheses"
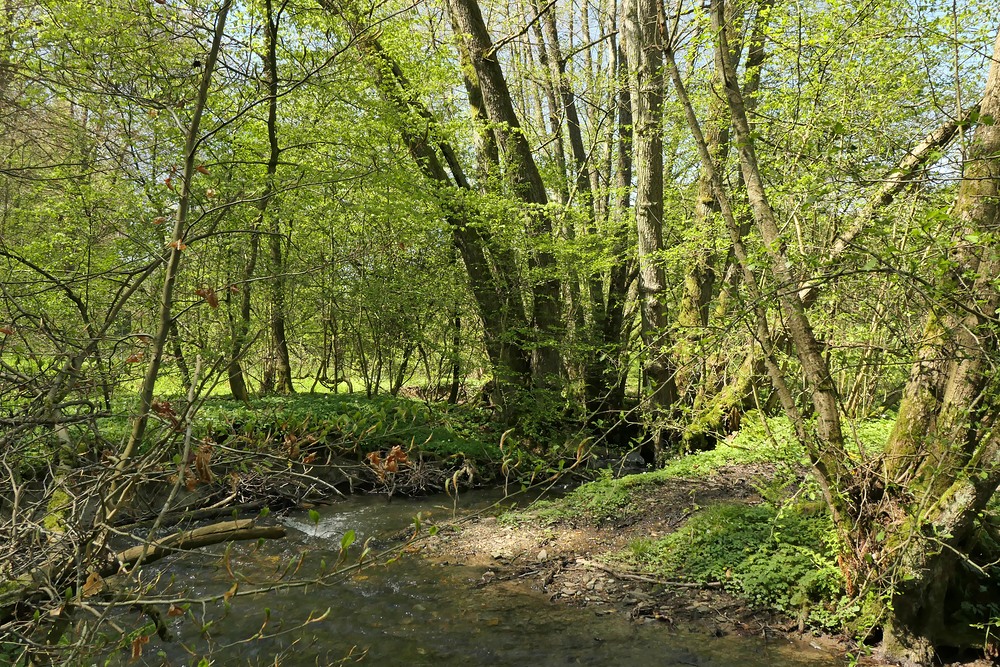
top-left (417, 459), bottom-right (992, 667)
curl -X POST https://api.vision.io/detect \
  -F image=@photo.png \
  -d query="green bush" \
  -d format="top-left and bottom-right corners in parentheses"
top-left (632, 504), bottom-right (777, 582)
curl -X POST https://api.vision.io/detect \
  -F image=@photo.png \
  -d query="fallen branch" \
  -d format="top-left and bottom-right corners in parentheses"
top-left (116, 501), bottom-right (269, 531)
top-left (1, 520), bottom-right (285, 624)
top-left (574, 557), bottom-right (724, 588)
top-left (110, 519), bottom-right (286, 574)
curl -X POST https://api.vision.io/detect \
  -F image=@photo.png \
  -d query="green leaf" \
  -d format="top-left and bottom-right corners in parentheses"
top-left (340, 529), bottom-right (356, 551)
top-left (308, 509), bottom-right (320, 525)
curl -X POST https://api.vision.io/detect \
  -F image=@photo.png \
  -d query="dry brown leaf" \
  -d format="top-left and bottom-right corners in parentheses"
top-left (194, 287), bottom-right (219, 309)
top-left (194, 444), bottom-right (214, 483)
top-left (82, 571), bottom-right (104, 598)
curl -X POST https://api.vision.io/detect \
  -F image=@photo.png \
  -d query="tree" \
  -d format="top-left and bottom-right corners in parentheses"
top-left (623, 0), bottom-right (677, 459)
top-left (445, 0), bottom-right (565, 388)
top-left (667, 0), bottom-right (1000, 658)
top-left (874, 24), bottom-right (1000, 662)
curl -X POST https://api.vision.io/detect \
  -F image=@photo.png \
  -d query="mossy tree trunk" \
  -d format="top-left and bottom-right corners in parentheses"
top-left (341, 24), bottom-right (535, 417)
top-left (875, 25), bottom-right (1000, 663)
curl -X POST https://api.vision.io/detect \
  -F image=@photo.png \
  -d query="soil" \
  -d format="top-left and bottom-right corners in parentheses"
top-left (417, 463), bottom-right (994, 667)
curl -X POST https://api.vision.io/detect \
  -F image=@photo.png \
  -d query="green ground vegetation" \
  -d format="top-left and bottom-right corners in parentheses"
top-left (505, 413), bottom-right (896, 632)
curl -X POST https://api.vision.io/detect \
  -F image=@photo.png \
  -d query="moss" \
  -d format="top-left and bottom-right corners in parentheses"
top-left (497, 415), bottom-right (898, 528)
top-left (503, 470), bottom-right (632, 525)
top-left (43, 488), bottom-right (71, 534)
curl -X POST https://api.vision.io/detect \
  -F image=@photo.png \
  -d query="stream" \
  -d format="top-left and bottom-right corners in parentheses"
top-left (120, 491), bottom-right (844, 666)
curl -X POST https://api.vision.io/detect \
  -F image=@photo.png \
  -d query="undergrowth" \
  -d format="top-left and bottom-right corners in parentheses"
top-left (504, 413), bottom-right (896, 631)
top-left (195, 394), bottom-right (500, 463)
top-left (44, 393), bottom-right (501, 475)
top-left (614, 501), bottom-right (857, 629)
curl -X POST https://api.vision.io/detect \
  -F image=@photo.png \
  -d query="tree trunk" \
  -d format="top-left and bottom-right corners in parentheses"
top-left (264, 0), bottom-right (294, 395)
top-left (710, 0), bottom-right (848, 478)
top-left (228, 229), bottom-right (258, 402)
top-left (346, 31), bottom-right (535, 416)
top-left (536, 1), bottom-right (622, 417)
top-left (591, 19), bottom-right (636, 423)
top-left (123, 1), bottom-right (231, 461)
top-left (623, 0), bottom-right (677, 461)
top-left (445, 0), bottom-right (564, 386)
top-left (878, 25), bottom-right (1000, 661)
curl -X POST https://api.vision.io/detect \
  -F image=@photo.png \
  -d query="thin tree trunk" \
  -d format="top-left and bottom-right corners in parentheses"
top-left (228, 230), bottom-right (258, 401)
top-left (664, 1), bottom-right (851, 535)
top-left (676, 0), bottom-right (771, 446)
top-left (593, 18), bottom-right (636, 421)
top-left (123, 1), bottom-right (231, 462)
top-left (264, 0), bottom-right (294, 395)
top-left (710, 0), bottom-right (846, 466)
top-left (169, 320), bottom-right (191, 391)
top-left (448, 311), bottom-right (461, 404)
top-left (537, 1), bottom-right (616, 412)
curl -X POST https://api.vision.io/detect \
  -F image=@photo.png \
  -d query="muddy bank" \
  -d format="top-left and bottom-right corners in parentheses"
top-left (420, 465), bottom-right (845, 650)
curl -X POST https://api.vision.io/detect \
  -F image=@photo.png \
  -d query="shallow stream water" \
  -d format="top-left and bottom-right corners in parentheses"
top-left (120, 491), bottom-right (843, 666)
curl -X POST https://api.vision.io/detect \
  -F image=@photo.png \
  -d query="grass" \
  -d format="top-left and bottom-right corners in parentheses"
top-left (613, 501), bottom-right (855, 629)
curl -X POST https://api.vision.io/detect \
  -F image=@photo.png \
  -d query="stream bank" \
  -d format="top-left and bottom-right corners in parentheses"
top-left (420, 463), bottom-right (849, 653)
top-left (417, 457), bottom-right (996, 667)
